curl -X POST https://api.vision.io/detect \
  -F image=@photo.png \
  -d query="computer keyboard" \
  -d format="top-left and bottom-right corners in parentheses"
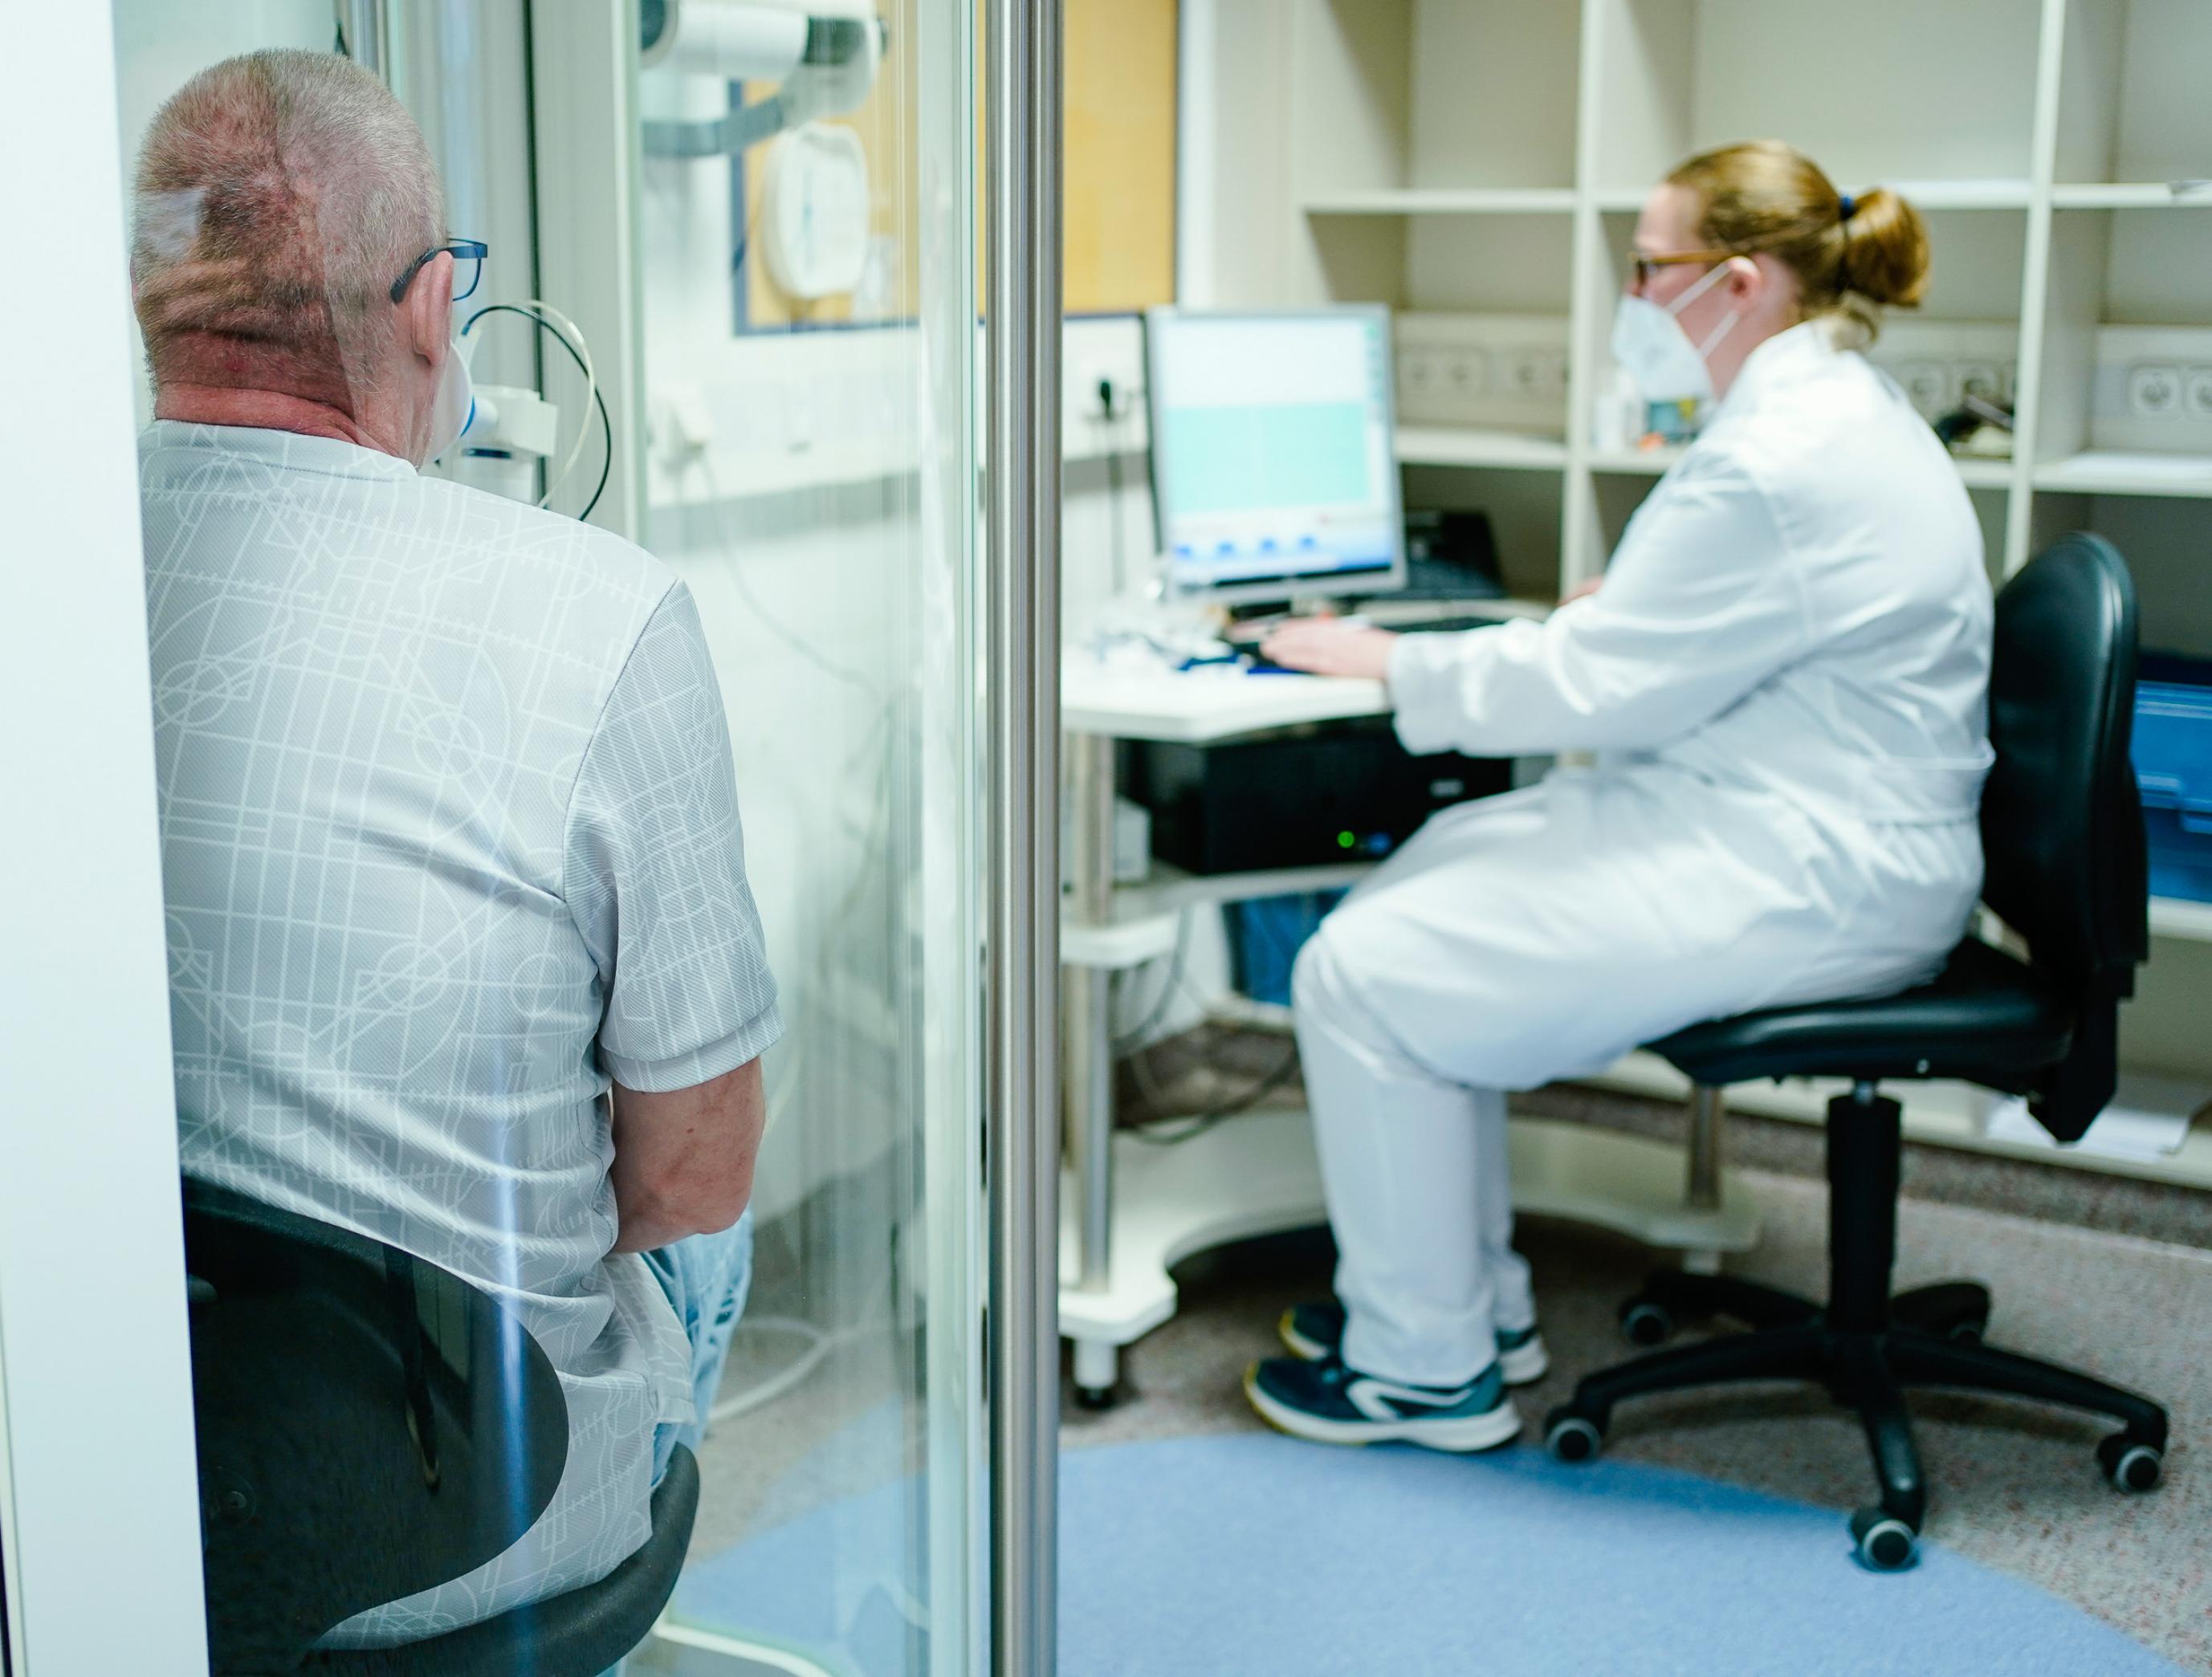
top-left (1390, 615), bottom-right (1504, 636)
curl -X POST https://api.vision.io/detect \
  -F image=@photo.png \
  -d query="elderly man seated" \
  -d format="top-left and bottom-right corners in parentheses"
top-left (133, 48), bottom-right (780, 1651)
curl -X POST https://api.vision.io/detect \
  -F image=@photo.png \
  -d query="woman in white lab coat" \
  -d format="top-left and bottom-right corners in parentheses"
top-left (1245, 141), bottom-right (1994, 1451)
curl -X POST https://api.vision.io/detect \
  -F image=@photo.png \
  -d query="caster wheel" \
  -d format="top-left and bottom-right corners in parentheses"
top-left (2098, 1435), bottom-right (2163, 1493)
top-left (1946, 1318), bottom-right (1986, 1345)
top-left (1545, 1410), bottom-right (1605, 1464)
top-left (1619, 1298), bottom-right (1676, 1349)
top-left (1850, 1507), bottom-right (1918, 1571)
top-left (1073, 1385), bottom-right (1118, 1412)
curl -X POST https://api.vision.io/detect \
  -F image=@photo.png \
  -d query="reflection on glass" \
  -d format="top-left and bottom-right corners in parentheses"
top-left (636, 2), bottom-right (981, 1673)
top-left (111, 2), bottom-right (982, 1671)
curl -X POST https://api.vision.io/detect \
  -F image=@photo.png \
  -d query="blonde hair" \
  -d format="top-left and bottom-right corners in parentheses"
top-left (1665, 140), bottom-right (1928, 344)
top-left (131, 50), bottom-right (443, 407)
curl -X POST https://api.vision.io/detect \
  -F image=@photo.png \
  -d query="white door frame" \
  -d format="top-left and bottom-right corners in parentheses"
top-left (0, 5), bottom-right (210, 1672)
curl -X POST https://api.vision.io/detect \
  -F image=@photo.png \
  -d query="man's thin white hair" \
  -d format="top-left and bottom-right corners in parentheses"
top-left (131, 49), bottom-right (444, 405)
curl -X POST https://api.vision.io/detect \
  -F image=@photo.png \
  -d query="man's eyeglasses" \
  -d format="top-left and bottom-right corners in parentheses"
top-left (389, 239), bottom-right (489, 306)
top-left (1628, 247), bottom-right (1738, 289)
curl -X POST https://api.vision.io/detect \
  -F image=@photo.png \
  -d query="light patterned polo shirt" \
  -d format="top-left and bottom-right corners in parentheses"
top-left (139, 421), bottom-right (781, 1644)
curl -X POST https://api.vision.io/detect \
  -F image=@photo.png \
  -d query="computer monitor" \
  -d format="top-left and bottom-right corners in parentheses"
top-left (1146, 306), bottom-right (1405, 605)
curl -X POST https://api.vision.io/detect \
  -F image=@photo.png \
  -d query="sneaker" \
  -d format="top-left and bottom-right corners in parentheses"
top-left (1243, 1353), bottom-right (1522, 1452)
top-left (1278, 1300), bottom-right (1550, 1386)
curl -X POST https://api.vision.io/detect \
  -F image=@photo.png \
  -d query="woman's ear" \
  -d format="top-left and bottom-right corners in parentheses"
top-left (1723, 254), bottom-right (1765, 303)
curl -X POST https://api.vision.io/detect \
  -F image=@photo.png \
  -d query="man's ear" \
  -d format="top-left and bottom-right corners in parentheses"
top-left (405, 251), bottom-right (454, 362)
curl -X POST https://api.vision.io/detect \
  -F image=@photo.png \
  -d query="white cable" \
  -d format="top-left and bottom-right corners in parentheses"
top-left (463, 298), bottom-right (600, 506)
top-left (523, 299), bottom-right (598, 501)
top-left (706, 1316), bottom-right (841, 1424)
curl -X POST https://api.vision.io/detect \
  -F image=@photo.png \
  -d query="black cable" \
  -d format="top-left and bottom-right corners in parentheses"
top-left (1100, 377), bottom-right (1128, 598)
top-left (1126, 1039), bottom-right (1302, 1146)
top-left (1123, 889), bottom-right (1335, 1146)
top-left (460, 302), bottom-right (615, 521)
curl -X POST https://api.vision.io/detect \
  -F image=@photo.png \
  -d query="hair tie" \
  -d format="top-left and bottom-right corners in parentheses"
top-left (1839, 193), bottom-right (1858, 222)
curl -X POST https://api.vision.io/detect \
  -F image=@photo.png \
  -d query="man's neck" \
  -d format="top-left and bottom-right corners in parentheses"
top-left (155, 385), bottom-right (401, 458)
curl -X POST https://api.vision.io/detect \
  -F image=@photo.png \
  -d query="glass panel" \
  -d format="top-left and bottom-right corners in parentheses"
top-left (631, 1), bottom-right (985, 1667)
top-left (109, 3), bottom-right (986, 1672)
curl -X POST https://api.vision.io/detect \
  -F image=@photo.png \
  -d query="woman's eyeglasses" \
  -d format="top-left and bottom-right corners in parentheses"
top-left (389, 239), bottom-right (490, 306)
top-left (1628, 247), bottom-right (1737, 288)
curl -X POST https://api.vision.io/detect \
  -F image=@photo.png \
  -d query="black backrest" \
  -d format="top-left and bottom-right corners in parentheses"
top-left (1980, 533), bottom-right (2147, 987)
top-left (1979, 535), bottom-right (2149, 1140)
top-left (184, 1179), bottom-right (568, 1673)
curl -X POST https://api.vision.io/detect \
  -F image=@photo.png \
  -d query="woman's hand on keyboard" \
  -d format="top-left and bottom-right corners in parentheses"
top-left (1259, 617), bottom-right (1399, 681)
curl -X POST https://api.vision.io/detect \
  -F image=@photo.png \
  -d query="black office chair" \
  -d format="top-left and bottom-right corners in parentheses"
top-left (185, 1178), bottom-right (701, 1675)
top-left (1542, 534), bottom-right (2170, 1570)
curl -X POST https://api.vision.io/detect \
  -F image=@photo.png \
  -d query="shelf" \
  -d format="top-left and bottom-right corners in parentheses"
top-left (1587, 446), bottom-right (1682, 476)
top-left (1112, 859), bottom-right (1374, 924)
top-left (1953, 456), bottom-right (2016, 490)
top-left (1589, 446), bottom-right (2010, 491)
top-left (1395, 425), bottom-right (1568, 471)
top-left (2151, 896), bottom-right (2212, 943)
top-left (2051, 183), bottom-right (2212, 211)
top-left (1593, 181), bottom-right (2031, 214)
top-left (1589, 1052), bottom-right (2212, 1191)
top-left (1058, 1110), bottom-right (1762, 1354)
top-left (1877, 179), bottom-right (2032, 211)
top-left (1304, 188), bottom-right (1577, 217)
top-left (2032, 452), bottom-right (2212, 499)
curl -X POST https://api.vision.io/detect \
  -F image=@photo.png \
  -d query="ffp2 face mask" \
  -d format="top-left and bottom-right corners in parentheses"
top-left (1610, 258), bottom-right (1742, 407)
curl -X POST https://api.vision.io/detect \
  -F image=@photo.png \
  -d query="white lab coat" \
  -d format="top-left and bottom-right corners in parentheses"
top-left (1295, 320), bottom-right (1993, 1387)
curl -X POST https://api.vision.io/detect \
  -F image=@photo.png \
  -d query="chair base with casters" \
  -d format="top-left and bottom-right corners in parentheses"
top-left (1544, 1078), bottom-right (2168, 1570)
top-left (1544, 533), bottom-right (2173, 1569)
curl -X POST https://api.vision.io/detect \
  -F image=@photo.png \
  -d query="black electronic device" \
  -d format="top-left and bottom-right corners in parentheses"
top-left (1400, 507), bottom-right (1505, 599)
top-left (1122, 718), bottom-right (1510, 875)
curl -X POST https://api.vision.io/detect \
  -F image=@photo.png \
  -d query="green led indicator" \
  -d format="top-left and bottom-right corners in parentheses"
top-left (1337, 831), bottom-right (1356, 849)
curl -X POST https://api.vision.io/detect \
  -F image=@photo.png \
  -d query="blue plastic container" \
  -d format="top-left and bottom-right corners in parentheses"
top-left (2133, 653), bottom-right (2212, 905)
top-left (1227, 890), bottom-right (1348, 1007)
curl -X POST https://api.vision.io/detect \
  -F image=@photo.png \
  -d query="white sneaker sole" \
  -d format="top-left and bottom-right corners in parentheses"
top-left (1278, 1312), bottom-right (1550, 1388)
top-left (1243, 1367), bottom-right (1525, 1453)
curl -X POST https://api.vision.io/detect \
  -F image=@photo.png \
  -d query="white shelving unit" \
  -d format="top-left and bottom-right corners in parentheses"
top-left (1192, 0), bottom-right (2212, 1151)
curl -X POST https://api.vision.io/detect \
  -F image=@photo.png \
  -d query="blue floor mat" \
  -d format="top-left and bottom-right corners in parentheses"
top-left (673, 1432), bottom-right (2181, 1676)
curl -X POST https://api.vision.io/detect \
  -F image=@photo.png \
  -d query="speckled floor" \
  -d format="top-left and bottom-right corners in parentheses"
top-left (681, 1153), bottom-right (2212, 1674)
top-left (1060, 1170), bottom-right (2212, 1675)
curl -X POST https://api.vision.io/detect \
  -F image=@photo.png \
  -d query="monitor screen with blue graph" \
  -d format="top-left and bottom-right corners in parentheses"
top-left (1146, 306), bottom-right (1404, 604)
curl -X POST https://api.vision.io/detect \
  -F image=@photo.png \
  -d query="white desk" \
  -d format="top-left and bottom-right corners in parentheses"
top-left (1057, 651), bottom-right (1762, 1404)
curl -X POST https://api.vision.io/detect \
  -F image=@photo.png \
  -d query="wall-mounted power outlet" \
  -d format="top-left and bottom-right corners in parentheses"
top-left (1895, 360), bottom-right (1955, 415)
top-left (2188, 368), bottom-right (2212, 421)
top-left (2129, 364), bottom-right (2185, 418)
top-left (1957, 361), bottom-right (2006, 405)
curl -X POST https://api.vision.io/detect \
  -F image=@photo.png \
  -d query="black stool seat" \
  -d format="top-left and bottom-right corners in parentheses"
top-left (307, 1446), bottom-right (701, 1676)
top-left (187, 1178), bottom-right (700, 1674)
top-left (1650, 937), bottom-right (2071, 1091)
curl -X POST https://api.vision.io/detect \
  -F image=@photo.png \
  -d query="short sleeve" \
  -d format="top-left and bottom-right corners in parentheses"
top-left (564, 581), bottom-right (783, 1092)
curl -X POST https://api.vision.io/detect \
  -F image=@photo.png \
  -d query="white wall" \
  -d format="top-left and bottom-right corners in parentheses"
top-left (1, 4), bottom-right (210, 1669)
top-left (633, 75), bottom-right (1175, 1212)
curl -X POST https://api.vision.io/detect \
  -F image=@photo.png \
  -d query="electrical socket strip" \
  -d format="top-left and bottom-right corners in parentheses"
top-left (1860, 320), bottom-right (2019, 424)
top-left (2088, 325), bottom-right (2212, 455)
top-left (1394, 312), bottom-right (1570, 431)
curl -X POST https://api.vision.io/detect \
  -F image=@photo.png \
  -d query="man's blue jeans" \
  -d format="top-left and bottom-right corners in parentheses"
top-left (602, 1210), bottom-right (755, 1675)
top-left (642, 1208), bottom-right (757, 1483)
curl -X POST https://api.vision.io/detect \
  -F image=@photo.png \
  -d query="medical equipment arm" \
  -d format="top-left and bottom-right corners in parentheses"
top-left (1388, 458), bottom-right (1811, 757)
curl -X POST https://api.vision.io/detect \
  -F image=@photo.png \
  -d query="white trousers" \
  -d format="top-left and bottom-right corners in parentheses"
top-left (1290, 773), bottom-right (1978, 1388)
